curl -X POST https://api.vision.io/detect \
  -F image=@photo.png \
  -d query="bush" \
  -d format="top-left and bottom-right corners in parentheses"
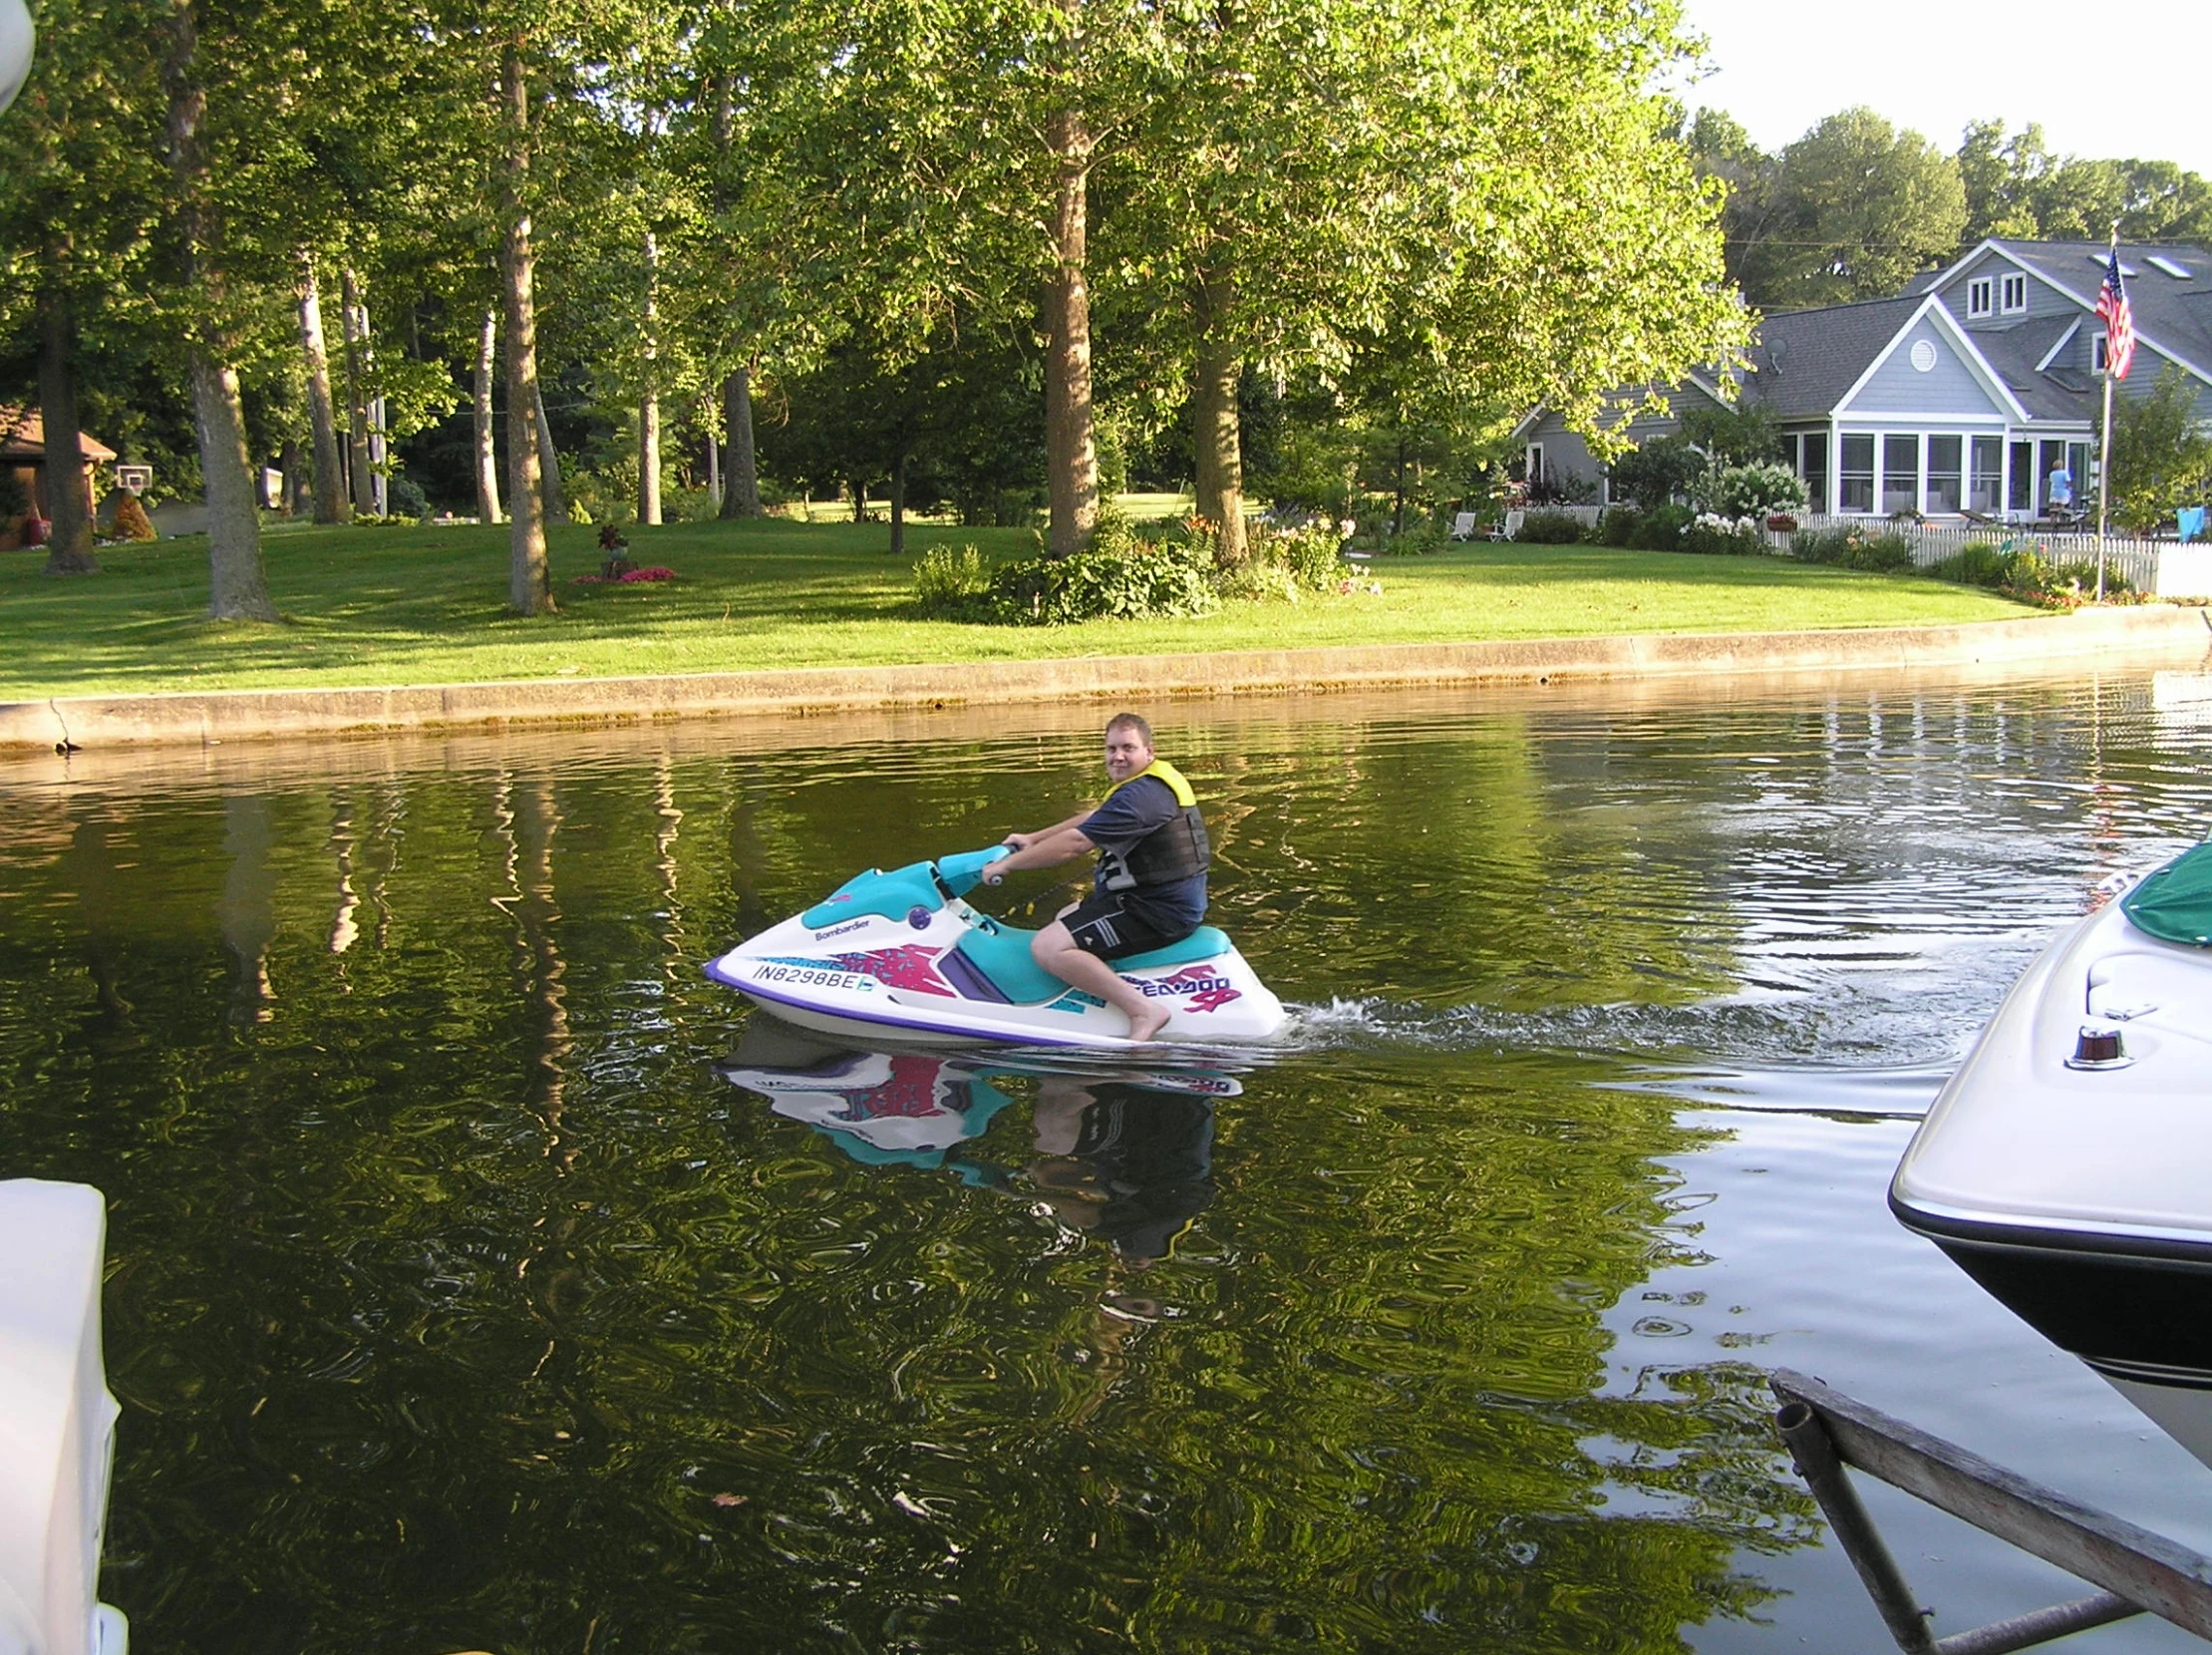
top-left (109, 493), bottom-right (157, 542)
top-left (1681, 513), bottom-right (1766, 555)
top-left (1788, 526), bottom-right (1914, 572)
top-left (1698, 462), bottom-right (1806, 520)
top-left (1631, 503), bottom-right (1695, 551)
top-left (914, 544), bottom-right (993, 618)
top-left (986, 539), bottom-right (1219, 625)
top-left (388, 477), bottom-right (430, 520)
top-left (1925, 540), bottom-right (2012, 587)
top-left (1514, 509), bottom-right (1585, 544)
top-left (1597, 505), bottom-right (1643, 547)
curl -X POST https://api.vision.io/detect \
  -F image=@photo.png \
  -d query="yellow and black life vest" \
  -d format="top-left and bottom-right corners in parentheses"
top-left (1099, 760), bottom-right (1212, 890)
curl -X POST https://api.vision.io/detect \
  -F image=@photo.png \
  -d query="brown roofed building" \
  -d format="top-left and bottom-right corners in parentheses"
top-left (1, 406), bottom-right (119, 551)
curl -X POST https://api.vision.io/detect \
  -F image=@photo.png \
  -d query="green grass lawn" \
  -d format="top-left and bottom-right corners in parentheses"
top-left (0, 515), bottom-right (2037, 699)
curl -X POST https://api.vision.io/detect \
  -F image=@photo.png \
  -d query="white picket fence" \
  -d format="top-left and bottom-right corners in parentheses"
top-left (1501, 506), bottom-right (2193, 597)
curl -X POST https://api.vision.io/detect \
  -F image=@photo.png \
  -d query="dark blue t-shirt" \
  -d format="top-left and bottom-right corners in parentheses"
top-left (1081, 776), bottom-right (1207, 930)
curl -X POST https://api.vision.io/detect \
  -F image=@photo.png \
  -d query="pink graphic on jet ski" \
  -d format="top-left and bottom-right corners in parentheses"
top-left (767, 942), bottom-right (957, 997)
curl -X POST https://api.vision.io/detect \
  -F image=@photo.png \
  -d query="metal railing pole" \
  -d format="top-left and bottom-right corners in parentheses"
top-left (1776, 1400), bottom-right (1942, 1655)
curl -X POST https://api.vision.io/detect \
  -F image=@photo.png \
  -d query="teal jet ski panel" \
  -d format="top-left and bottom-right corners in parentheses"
top-left (952, 921), bottom-right (1238, 1006)
top-left (2122, 844), bottom-right (2212, 948)
top-left (802, 861), bottom-right (943, 929)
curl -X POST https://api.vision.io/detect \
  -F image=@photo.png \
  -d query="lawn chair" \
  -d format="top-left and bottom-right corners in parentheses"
top-left (1449, 511), bottom-right (1477, 541)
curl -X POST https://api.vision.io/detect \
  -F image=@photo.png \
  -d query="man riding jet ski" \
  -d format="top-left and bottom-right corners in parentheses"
top-left (986, 712), bottom-right (1211, 1042)
top-left (704, 715), bottom-right (1286, 1049)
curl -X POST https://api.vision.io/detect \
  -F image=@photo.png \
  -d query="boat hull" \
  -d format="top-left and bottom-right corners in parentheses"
top-left (1891, 866), bottom-right (2212, 1471)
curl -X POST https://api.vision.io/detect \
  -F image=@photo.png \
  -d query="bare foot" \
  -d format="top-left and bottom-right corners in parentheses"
top-left (1126, 1003), bottom-right (1171, 1043)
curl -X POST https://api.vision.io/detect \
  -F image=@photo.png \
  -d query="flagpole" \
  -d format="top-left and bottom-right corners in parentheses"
top-left (2096, 369), bottom-right (2112, 602)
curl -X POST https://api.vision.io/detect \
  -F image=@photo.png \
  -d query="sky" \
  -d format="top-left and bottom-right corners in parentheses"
top-left (1675, 0), bottom-right (2212, 179)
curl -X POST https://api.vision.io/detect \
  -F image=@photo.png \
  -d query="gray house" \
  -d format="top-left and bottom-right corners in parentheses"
top-left (1518, 239), bottom-right (2212, 522)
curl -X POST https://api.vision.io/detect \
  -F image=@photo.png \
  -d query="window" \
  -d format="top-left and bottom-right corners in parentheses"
top-left (1800, 433), bottom-right (1828, 514)
top-left (1840, 435), bottom-right (1876, 513)
top-left (2148, 255), bottom-right (2194, 280)
top-left (2009, 441), bottom-right (2034, 511)
top-left (2093, 335), bottom-right (2109, 373)
top-left (1927, 436), bottom-right (1963, 514)
top-left (1525, 443), bottom-right (1543, 485)
top-left (2001, 273), bottom-right (2028, 313)
top-left (1971, 437), bottom-right (2004, 512)
top-left (1967, 277), bottom-right (1994, 318)
top-left (1882, 435), bottom-right (1921, 514)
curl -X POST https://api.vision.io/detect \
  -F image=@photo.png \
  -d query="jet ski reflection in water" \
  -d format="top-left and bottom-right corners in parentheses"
top-left (718, 1021), bottom-right (1231, 1259)
top-left (704, 715), bottom-right (1287, 1050)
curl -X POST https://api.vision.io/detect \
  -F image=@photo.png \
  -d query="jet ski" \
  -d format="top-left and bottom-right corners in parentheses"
top-left (1890, 842), bottom-right (2212, 1473)
top-left (705, 846), bottom-right (1287, 1049)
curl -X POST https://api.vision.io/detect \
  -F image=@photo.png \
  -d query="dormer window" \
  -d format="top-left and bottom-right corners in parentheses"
top-left (2094, 335), bottom-right (2109, 373)
top-left (1967, 277), bottom-right (1993, 317)
top-left (2001, 273), bottom-right (2028, 313)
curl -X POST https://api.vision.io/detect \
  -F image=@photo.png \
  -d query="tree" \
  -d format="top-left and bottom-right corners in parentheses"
top-left (2107, 365), bottom-right (2212, 535)
top-left (0, 0), bottom-right (166, 575)
top-left (1111, 0), bottom-right (1742, 557)
top-left (1741, 108), bottom-right (1965, 308)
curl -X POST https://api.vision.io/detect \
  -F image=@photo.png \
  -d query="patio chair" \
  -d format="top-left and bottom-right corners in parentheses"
top-left (1450, 511), bottom-right (1477, 540)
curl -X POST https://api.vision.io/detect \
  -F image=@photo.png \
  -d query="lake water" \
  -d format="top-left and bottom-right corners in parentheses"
top-left (4, 666), bottom-right (2212, 1654)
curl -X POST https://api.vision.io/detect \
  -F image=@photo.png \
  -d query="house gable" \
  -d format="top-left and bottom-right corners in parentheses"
top-left (1835, 300), bottom-right (2025, 422)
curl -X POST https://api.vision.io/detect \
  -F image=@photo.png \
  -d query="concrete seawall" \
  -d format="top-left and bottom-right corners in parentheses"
top-left (4, 605), bottom-right (2207, 753)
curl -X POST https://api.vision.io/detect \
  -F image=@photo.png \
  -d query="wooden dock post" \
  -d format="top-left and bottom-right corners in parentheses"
top-left (1771, 1369), bottom-right (2212, 1652)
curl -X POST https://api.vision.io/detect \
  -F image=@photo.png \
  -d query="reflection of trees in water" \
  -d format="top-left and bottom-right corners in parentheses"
top-left (219, 795), bottom-right (279, 1023)
top-left (0, 741), bottom-right (1857, 1653)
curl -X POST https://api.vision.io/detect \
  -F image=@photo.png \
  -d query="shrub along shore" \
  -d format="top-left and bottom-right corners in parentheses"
top-left (0, 515), bottom-right (2039, 701)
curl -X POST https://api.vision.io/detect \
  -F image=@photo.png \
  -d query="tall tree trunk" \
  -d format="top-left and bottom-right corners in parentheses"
top-left (889, 448), bottom-right (907, 560)
top-left (718, 365), bottom-right (762, 517)
top-left (296, 258), bottom-right (349, 523)
top-left (638, 228), bottom-right (661, 525)
top-left (706, 427), bottom-right (720, 509)
top-left (1392, 431), bottom-right (1408, 537)
top-left (473, 305), bottom-right (501, 522)
top-left (532, 386), bottom-right (566, 524)
top-left (162, 0), bottom-right (276, 621)
top-left (1190, 262), bottom-right (1245, 565)
top-left (340, 268), bottom-right (372, 515)
top-left (1042, 107), bottom-right (1099, 558)
top-left (36, 288), bottom-right (100, 576)
top-left (499, 43), bottom-right (552, 615)
top-left (276, 438), bottom-right (300, 516)
top-left (190, 351), bottom-right (277, 620)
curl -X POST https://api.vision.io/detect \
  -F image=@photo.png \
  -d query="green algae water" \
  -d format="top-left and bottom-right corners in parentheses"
top-left (5, 669), bottom-right (2212, 1654)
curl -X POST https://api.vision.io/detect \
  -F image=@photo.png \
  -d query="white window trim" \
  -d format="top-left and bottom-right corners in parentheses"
top-left (2093, 335), bottom-right (2109, 373)
top-left (2000, 273), bottom-right (2029, 314)
top-left (1839, 432), bottom-right (1878, 514)
top-left (1967, 277), bottom-right (1994, 318)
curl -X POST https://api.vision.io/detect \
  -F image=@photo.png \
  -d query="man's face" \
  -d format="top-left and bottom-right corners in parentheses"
top-left (1104, 726), bottom-right (1152, 784)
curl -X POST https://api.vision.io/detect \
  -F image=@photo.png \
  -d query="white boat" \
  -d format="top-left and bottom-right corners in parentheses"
top-left (1890, 843), bottom-right (2212, 1472)
top-left (0, 1179), bottom-right (129, 1655)
top-left (705, 846), bottom-right (1287, 1051)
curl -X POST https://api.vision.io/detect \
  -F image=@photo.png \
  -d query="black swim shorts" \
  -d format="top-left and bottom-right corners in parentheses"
top-left (1061, 891), bottom-right (1194, 961)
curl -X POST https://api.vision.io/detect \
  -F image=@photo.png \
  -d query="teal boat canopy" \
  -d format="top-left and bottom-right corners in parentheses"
top-left (2120, 843), bottom-right (2212, 948)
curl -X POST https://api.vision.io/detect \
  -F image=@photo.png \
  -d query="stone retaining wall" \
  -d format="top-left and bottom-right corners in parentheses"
top-left (3, 605), bottom-right (2206, 754)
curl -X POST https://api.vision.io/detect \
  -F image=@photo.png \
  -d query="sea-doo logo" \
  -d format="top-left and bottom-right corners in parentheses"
top-left (1122, 965), bottom-right (1242, 1013)
top-left (812, 919), bottom-right (872, 941)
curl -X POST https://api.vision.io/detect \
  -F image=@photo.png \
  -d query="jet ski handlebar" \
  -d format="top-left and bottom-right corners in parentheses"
top-left (933, 845), bottom-right (1012, 897)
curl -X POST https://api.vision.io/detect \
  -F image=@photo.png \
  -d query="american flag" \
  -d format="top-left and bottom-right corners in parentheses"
top-left (2096, 245), bottom-right (2135, 380)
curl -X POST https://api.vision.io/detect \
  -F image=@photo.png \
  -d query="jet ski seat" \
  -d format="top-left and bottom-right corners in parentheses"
top-left (949, 921), bottom-right (1235, 1005)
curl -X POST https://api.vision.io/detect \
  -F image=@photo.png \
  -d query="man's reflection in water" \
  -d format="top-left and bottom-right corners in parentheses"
top-left (1026, 1077), bottom-right (1216, 1266)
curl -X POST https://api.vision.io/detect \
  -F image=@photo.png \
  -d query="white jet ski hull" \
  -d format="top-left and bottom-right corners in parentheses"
top-left (706, 852), bottom-right (1287, 1052)
top-left (1891, 856), bottom-right (2212, 1472)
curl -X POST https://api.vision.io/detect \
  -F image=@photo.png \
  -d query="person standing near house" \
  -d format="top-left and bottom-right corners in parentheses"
top-left (2048, 460), bottom-right (2075, 515)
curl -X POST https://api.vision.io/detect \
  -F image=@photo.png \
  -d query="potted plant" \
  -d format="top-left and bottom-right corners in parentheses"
top-left (1765, 513), bottom-right (1797, 532)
